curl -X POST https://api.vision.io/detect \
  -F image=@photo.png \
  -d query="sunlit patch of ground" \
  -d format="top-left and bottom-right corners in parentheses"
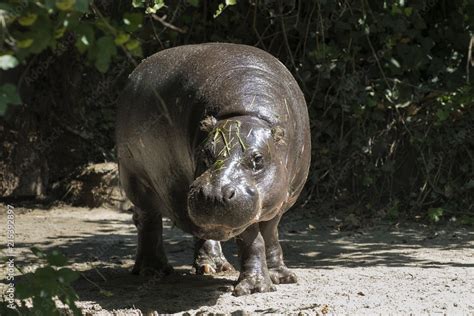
top-left (1, 205), bottom-right (473, 314)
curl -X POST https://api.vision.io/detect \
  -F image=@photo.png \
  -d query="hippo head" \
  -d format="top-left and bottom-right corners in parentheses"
top-left (188, 116), bottom-right (288, 240)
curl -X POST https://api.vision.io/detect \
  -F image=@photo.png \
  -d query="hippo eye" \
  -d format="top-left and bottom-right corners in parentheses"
top-left (251, 152), bottom-right (264, 171)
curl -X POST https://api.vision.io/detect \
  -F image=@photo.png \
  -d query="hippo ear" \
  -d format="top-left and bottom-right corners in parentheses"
top-left (200, 116), bottom-right (217, 133)
top-left (271, 126), bottom-right (285, 143)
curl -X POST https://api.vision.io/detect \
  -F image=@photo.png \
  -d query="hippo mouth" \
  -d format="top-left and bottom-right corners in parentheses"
top-left (193, 223), bottom-right (250, 241)
top-left (187, 175), bottom-right (261, 240)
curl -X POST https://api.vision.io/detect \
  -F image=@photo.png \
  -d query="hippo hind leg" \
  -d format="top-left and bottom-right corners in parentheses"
top-left (193, 239), bottom-right (234, 274)
top-left (131, 206), bottom-right (174, 276)
top-left (120, 167), bottom-right (173, 276)
top-left (259, 214), bottom-right (297, 284)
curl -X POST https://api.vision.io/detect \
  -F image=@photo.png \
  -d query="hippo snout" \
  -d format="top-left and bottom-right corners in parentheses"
top-left (194, 183), bottom-right (239, 203)
top-left (222, 184), bottom-right (236, 201)
top-left (187, 178), bottom-right (260, 239)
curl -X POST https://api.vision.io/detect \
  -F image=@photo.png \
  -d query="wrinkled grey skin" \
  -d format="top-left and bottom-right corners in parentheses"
top-left (116, 43), bottom-right (311, 296)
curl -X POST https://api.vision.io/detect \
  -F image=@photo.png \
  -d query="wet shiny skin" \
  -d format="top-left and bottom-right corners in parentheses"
top-left (116, 43), bottom-right (311, 295)
top-left (188, 117), bottom-right (287, 238)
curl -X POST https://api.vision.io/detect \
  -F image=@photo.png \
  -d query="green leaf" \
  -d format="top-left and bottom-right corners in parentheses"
top-left (57, 268), bottom-right (80, 283)
top-left (46, 250), bottom-right (68, 266)
top-left (75, 24), bottom-right (95, 53)
top-left (132, 0), bottom-right (144, 8)
top-left (100, 289), bottom-right (114, 297)
top-left (18, 13), bottom-right (38, 26)
top-left (97, 36), bottom-right (118, 55)
top-left (391, 5), bottom-right (402, 15)
top-left (22, 15), bottom-right (53, 54)
top-left (386, 200), bottom-right (400, 220)
top-left (61, 289), bottom-right (81, 316)
top-left (129, 45), bottom-right (143, 57)
top-left (35, 266), bottom-right (57, 283)
top-left (94, 36), bottom-right (117, 73)
top-left (0, 84), bottom-right (22, 115)
top-left (32, 296), bottom-right (57, 315)
top-left (404, 7), bottom-right (413, 16)
top-left (0, 55), bottom-right (19, 70)
top-left (213, 3), bottom-right (225, 18)
top-left (362, 175), bottom-right (373, 186)
top-left (146, 0), bottom-right (165, 14)
top-left (436, 109), bottom-right (449, 121)
top-left (214, 0), bottom-right (237, 18)
top-left (367, 98), bottom-right (377, 107)
top-left (187, 0), bottom-right (199, 7)
top-left (44, 0), bottom-right (56, 10)
top-left (56, 0), bottom-right (76, 11)
top-left (54, 26), bottom-right (66, 39)
top-left (114, 32), bottom-right (130, 45)
top-left (15, 279), bottom-right (38, 299)
top-left (125, 38), bottom-right (140, 50)
top-left (459, 215), bottom-right (474, 226)
top-left (31, 246), bottom-right (46, 258)
top-left (74, 0), bottom-right (91, 12)
top-left (427, 208), bottom-right (444, 223)
top-left (123, 12), bottom-right (143, 32)
top-left (12, 248), bottom-right (81, 315)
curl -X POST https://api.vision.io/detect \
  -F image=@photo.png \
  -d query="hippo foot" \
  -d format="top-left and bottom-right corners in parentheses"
top-left (269, 266), bottom-right (297, 284)
top-left (233, 273), bottom-right (276, 296)
top-left (193, 257), bottom-right (234, 275)
top-left (132, 258), bottom-right (174, 277)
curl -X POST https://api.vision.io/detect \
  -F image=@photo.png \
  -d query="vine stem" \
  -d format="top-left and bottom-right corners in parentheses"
top-left (151, 14), bottom-right (186, 33)
top-left (466, 35), bottom-right (474, 83)
top-left (277, 0), bottom-right (309, 95)
top-left (361, 0), bottom-right (391, 91)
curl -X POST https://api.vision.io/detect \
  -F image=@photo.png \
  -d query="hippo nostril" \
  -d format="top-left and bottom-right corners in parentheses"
top-left (222, 186), bottom-right (236, 201)
top-left (245, 186), bottom-right (256, 196)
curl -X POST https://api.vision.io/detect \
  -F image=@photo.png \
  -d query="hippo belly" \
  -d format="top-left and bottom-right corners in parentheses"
top-left (116, 43), bottom-right (310, 295)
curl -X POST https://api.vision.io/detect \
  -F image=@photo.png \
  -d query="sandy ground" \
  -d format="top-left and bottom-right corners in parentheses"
top-left (1, 205), bottom-right (473, 315)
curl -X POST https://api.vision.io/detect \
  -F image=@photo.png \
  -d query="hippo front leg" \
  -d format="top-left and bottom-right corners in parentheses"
top-left (234, 224), bottom-right (276, 296)
top-left (193, 239), bottom-right (234, 274)
top-left (260, 214), bottom-right (297, 284)
top-left (132, 207), bottom-right (173, 276)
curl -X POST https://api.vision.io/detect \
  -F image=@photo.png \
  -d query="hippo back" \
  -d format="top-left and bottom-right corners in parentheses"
top-left (116, 43), bottom-right (310, 226)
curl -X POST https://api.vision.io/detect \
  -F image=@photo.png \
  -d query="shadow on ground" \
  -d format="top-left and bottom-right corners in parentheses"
top-left (4, 206), bottom-right (474, 313)
top-left (74, 267), bottom-right (235, 314)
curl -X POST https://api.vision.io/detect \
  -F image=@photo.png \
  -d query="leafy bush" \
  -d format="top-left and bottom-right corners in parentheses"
top-left (0, 0), bottom-right (472, 220)
top-left (0, 247), bottom-right (80, 315)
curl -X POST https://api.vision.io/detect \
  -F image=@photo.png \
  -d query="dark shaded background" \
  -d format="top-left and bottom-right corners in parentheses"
top-left (0, 0), bottom-right (473, 224)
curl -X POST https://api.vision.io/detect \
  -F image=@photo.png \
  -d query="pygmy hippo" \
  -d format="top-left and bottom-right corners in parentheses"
top-left (116, 43), bottom-right (311, 296)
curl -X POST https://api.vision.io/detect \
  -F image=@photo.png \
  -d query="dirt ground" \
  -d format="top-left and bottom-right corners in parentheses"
top-left (1, 204), bottom-right (473, 315)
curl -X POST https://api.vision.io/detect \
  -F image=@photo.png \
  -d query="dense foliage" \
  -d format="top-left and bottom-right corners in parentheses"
top-left (0, 0), bottom-right (473, 222)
